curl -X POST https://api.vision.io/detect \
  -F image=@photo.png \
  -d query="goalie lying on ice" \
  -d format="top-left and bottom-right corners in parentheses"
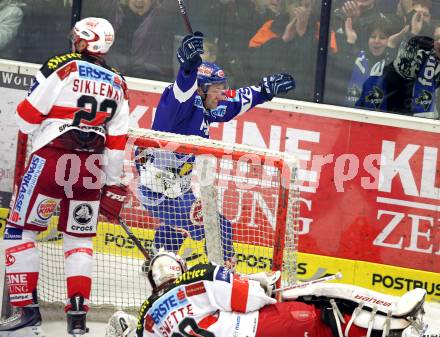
top-left (105, 250), bottom-right (427, 337)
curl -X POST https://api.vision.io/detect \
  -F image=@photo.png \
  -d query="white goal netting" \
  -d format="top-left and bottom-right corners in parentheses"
top-left (7, 128), bottom-right (300, 321)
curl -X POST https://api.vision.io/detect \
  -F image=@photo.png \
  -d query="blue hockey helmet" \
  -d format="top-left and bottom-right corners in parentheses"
top-left (197, 62), bottom-right (228, 93)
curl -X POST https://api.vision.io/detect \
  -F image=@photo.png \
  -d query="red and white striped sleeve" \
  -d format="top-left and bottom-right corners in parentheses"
top-left (15, 70), bottom-right (64, 134)
top-left (206, 266), bottom-right (276, 313)
top-left (103, 94), bottom-right (129, 186)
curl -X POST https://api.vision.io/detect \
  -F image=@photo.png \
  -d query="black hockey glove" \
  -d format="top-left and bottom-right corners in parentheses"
top-left (260, 73), bottom-right (296, 100)
top-left (177, 31), bottom-right (204, 73)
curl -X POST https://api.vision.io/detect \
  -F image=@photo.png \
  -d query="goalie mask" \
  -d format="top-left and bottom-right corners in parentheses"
top-left (147, 251), bottom-right (187, 290)
top-left (197, 62), bottom-right (228, 94)
top-left (71, 17), bottom-right (114, 55)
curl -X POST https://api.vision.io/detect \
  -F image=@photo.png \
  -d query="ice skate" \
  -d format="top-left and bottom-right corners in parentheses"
top-left (66, 296), bottom-right (88, 336)
top-left (0, 306), bottom-right (45, 337)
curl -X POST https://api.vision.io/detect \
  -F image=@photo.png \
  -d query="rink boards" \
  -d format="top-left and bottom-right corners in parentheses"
top-left (1, 59), bottom-right (440, 305)
top-left (1, 208), bottom-right (438, 303)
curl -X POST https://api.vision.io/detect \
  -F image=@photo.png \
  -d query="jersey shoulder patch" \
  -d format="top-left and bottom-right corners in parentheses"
top-left (40, 52), bottom-right (83, 78)
top-left (145, 264), bottom-right (216, 311)
top-left (173, 263), bottom-right (215, 286)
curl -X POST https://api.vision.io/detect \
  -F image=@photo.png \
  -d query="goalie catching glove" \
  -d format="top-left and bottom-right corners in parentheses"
top-left (260, 73), bottom-right (296, 100)
top-left (177, 31), bottom-right (204, 72)
top-left (100, 185), bottom-right (127, 221)
top-left (248, 270), bottom-right (281, 297)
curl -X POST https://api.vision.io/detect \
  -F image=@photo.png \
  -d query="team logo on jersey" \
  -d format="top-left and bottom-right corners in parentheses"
top-left (57, 62), bottom-right (78, 80)
top-left (174, 268), bottom-right (207, 285)
top-left (77, 61), bottom-right (115, 86)
top-left (27, 194), bottom-right (60, 228)
top-left (194, 95), bottom-right (204, 109)
top-left (414, 90), bottom-right (432, 111)
top-left (68, 200), bottom-right (98, 234)
top-left (144, 314), bottom-right (155, 332)
top-left (233, 316), bottom-right (241, 334)
top-left (27, 79), bottom-right (39, 96)
top-left (5, 254), bottom-right (15, 266)
top-left (215, 266), bottom-right (231, 283)
top-left (185, 282), bottom-right (206, 297)
top-left (11, 156), bottom-right (46, 226)
top-left (150, 287), bottom-right (188, 324)
top-left (237, 87), bottom-right (253, 112)
top-left (210, 106), bottom-right (227, 118)
top-left (37, 198), bottom-right (58, 220)
top-left (113, 75), bottom-right (122, 88)
top-left (73, 204), bottom-right (93, 225)
top-left (4, 227), bottom-right (23, 240)
top-left (365, 86), bottom-right (384, 109)
top-left (47, 53), bottom-right (82, 70)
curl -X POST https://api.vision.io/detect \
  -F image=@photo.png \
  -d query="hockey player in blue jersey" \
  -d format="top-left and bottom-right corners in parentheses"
top-left (135, 31), bottom-right (295, 263)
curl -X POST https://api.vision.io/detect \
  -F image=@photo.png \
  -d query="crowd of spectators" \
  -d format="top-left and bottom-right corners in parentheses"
top-left (0, 0), bottom-right (439, 119)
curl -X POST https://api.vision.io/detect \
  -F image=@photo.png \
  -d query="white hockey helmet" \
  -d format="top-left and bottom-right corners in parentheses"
top-left (71, 17), bottom-right (114, 55)
top-left (147, 250), bottom-right (187, 289)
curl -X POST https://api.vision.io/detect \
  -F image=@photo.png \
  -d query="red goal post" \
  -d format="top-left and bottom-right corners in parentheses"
top-left (9, 128), bottom-right (300, 320)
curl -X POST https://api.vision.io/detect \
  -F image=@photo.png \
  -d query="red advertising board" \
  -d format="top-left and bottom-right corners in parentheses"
top-left (128, 89), bottom-right (440, 273)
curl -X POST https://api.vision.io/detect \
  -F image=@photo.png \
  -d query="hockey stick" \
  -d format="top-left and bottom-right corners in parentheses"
top-left (272, 272), bottom-right (343, 293)
top-left (118, 217), bottom-right (151, 261)
top-left (177, 0), bottom-right (193, 34)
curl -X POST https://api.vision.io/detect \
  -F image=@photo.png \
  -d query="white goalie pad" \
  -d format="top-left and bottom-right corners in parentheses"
top-left (281, 283), bottom-right (426, 318)
top-left (354, 310), bottom-right (410, 330)
top-left (283, 283), bottom-right (426, 337)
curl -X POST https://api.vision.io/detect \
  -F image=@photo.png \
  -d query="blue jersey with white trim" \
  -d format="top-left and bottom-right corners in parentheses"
top-left (152, 67), bottom-right (268, 138)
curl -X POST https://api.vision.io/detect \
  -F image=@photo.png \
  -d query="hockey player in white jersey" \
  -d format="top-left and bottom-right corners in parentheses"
top-left (1, 17), bottom-right (129, 336)
top-left (106, 250), bottom-right (427, 337)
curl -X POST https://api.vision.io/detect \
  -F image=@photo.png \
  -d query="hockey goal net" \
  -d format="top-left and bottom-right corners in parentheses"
top-left (8, 128), bottom-right (300, 320)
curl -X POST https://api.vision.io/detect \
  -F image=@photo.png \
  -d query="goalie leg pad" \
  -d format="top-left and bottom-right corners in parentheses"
top-left (321, 304), bottom-right (423, 337)
top-left (286, 284), bottom-right (427, 337)
top-left (255, 302), bottom-right (333, 337)
top-left (282, 283), bottom-right (426, 317)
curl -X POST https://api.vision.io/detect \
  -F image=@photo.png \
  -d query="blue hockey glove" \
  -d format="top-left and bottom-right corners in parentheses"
top-left (177, 31), bottom-right (204, 72)
top-left (260, 73), bottom-right (296, 100)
